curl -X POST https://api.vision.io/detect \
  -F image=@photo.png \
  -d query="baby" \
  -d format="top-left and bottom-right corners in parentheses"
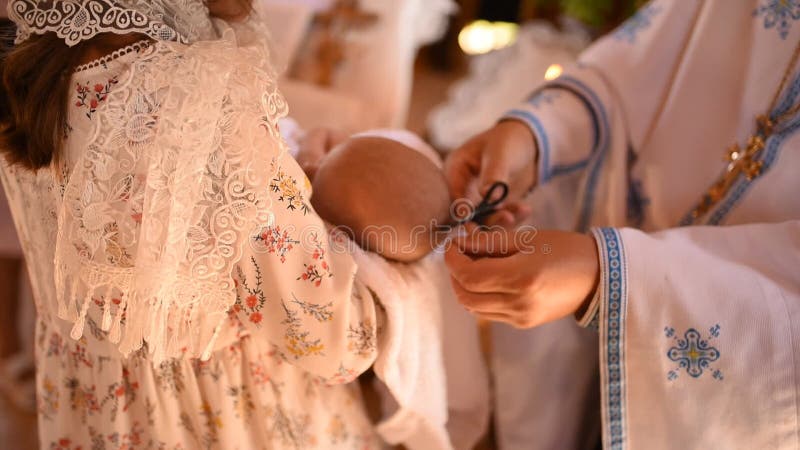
top-left (309, 130), bottom-right (453, 262)
top-left (288, 126), bottom-right (492, 449)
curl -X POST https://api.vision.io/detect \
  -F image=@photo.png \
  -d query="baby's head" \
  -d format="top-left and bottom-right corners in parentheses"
top-left (311, 130), bottom-right (452, 262)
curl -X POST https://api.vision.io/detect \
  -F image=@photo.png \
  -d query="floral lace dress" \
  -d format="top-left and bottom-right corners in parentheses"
top-left (0, 38), bottom-right (385, 450)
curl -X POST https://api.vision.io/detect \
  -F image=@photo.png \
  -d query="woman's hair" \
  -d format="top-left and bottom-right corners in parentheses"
top-left (0, 0), bottom-right (255, 171)
top-left (0, 32), bottom-right (89, 170)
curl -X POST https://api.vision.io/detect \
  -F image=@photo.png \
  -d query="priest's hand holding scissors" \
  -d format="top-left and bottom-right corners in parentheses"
top-left (443, 120), bottom-right (599, 328)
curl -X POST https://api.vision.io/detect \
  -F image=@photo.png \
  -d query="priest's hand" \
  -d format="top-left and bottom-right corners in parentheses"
top-left (444, 120), bottom-right (538, 226)
top-left (444, 225), bottom-right (600, 328)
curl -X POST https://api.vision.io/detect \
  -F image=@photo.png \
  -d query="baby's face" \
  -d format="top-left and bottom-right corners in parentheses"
top-left (311, 135), bottom-right (452, 262)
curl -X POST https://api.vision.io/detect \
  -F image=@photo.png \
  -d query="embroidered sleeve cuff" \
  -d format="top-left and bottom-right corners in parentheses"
top-left (501, 86), bottom-right (595, 184)
top-left (576, 289), bottom-right (600, 331)
top-left (590, 226), bottom-right (629, 449)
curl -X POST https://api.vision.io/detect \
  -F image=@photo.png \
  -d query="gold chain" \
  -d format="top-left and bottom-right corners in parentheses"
top-left (688, 38), bottom-right (800, 220)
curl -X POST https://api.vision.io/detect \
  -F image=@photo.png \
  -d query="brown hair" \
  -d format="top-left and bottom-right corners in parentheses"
top-left (0, 32), bottom-right (89, 170)
top-left (0, 1), bottom-right (255, 172)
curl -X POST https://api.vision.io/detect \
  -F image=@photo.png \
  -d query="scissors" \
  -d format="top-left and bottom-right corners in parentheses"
top-left (456, 181), bottom-right (509, 226)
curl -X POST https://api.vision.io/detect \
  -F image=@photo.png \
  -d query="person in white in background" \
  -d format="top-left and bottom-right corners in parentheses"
top-left (262, 0), bottom-right (456, 133)
top-left (445, 0), bottom-right (800, 448)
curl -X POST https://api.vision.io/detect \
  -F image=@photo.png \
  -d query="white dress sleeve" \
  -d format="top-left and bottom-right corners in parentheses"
top-left (229, 154), bottom-right (383, 384)
top-left (53, 21), bottom-right (386, 371)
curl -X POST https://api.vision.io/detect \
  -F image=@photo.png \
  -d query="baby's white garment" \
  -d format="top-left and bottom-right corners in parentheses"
top-left (352, 250), bottom-right (490, 450)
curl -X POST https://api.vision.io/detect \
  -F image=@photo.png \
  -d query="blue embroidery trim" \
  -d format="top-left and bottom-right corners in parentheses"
top-left (551, 76), bottom-right (611, 232)
top-left (614, 1), bottom-right (662, 43)
top-left (594, 227), bottom-right (627, 450)
top-left (528, 90), bottom-right (561, 109)
top-left (665, 325), bottom-right (723, 381)
top-left (504, 109), bottom-right (552, 184)
top-left (754, 0), bottom-right (800, 40)
top-left (505, 85), bottom-right (599, 183)
top-left (679, 67), bottom-right (800, 226)
top-left (550, 159), bottom-right (591, 178)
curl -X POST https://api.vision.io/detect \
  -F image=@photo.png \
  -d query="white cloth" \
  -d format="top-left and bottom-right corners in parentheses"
top-left (503, 0), bottom-right (800, 447)
top-left (353, 128), bottom-right (443, 168)
top-left (353, 250), bottom-right (490, 450)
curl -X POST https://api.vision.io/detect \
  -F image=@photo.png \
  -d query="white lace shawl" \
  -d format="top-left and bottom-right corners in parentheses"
top-left (57, 18), bottom-right (289, 363)
top-left (9, 0), bottom-right (217, 46)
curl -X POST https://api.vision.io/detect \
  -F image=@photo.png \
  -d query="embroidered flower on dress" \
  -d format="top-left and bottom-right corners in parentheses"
top-left (297, 232), bottom-right (333, 286)
top-left (270, 170), bottom-right (311, 214)
top-left (253, 225), bottom-right (299, 262)
top-left (754, 0), bottom-right (800, 39)
top-left (75, 77), bottom-right (119, 118)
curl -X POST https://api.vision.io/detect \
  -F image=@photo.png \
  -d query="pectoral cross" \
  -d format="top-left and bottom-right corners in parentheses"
top-left (309, 0), bottom-right (378, 86)
top-left (691, 115), bottom-right (774, 219)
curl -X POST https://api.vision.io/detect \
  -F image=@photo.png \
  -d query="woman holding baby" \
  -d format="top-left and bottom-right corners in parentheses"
top-left (445, 1), bottom-right (800, 448)
top-left (0, 0), bottom-right (415, 448)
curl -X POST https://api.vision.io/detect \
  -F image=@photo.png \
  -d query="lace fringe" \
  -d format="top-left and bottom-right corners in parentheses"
top-left (63, 270), bottom-right (228, 363)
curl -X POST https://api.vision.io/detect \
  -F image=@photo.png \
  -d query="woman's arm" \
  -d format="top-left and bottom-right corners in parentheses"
top-left (230, 154), bottom-right (382, 384)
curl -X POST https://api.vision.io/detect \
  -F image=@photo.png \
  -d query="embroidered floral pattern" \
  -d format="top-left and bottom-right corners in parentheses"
top-left (234, 256), bottom-right (269, 324)
top-left (665, 325), bottom-right (722, 380)
top-left (754, 0), bottom-right (800, 39)
top-left (253, 225), bottom-right (299, 262)
top-left (614, 2), bottom-right (661, 43)
top-left (291, 294), bottom-right (334, 322)
top-left (271, 170), bottom-right (311, 214)
top-left (75, 77), bottom-right (118, 118)
top-left (298, 232), bottom-right (333, 286)
top-left (282, 300), bottom-right (326, 358)
top-left (347, 321), bottom-right (377, 358)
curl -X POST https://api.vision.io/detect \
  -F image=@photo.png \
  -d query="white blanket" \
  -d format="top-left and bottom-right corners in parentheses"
top-left (352, 249), bottom-right (490, 450)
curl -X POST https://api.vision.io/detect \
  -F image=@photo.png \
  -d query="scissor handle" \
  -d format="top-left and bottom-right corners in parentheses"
top-left (471, 181), bottom-right (510, 225)
top-left (481, 181), bottom-right (509, 208)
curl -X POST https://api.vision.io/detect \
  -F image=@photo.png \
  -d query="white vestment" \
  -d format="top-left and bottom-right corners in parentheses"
top-left (503, 0), bottom-right (800, 448)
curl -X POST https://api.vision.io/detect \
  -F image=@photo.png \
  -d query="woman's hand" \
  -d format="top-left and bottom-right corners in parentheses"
top-left (444, 120), bottom-right (538, 211)
top-left (296, 127), bottom-right (348, 181)
top-left (444, 226), bottom-right (600, 328)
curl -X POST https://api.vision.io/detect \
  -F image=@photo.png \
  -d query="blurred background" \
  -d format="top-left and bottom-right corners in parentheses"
top-left (0, 0), bottom-right (645, 448)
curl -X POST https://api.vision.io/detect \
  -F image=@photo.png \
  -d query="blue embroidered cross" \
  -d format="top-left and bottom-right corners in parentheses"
top-left (666, 328), bottom-right (721, 379)
top-left (754, 0), bottom-right (800, 40)
top-left (614, 2), bottom-right (662, 44)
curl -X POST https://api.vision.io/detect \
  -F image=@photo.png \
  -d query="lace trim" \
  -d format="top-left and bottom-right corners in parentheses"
top-left (74, 40), bottom-right (153, 74)
top-left (9, 0), bottom-right (215, 47)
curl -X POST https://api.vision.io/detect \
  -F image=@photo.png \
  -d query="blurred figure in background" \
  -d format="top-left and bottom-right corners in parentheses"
top-left (263, 0), bottom-right (456, 133)
top-left (0, 1), bottom-right (36, 414)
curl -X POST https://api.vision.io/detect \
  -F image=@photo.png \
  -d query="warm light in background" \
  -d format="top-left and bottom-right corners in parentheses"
top-left (458, 20), bottom-right (519, 55)
top-left (544, 64), bottom-right (563, 81)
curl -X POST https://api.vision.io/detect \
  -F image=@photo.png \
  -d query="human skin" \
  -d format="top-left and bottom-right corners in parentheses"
top-left (443, 121), bottom-right (599, 328)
